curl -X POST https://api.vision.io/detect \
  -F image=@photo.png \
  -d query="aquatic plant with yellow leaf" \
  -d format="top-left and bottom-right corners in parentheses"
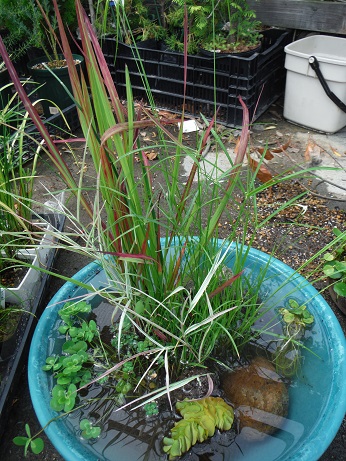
top-left (163, 397), bottom-right (234, 459)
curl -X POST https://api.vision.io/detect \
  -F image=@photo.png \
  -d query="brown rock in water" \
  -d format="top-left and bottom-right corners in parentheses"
top-left (222, 356), bottom-right (289, 440)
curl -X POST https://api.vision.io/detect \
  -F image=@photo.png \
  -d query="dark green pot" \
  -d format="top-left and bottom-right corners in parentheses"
top-left (0, 68), bottom-right (12, 110)
top-left (0, 68), bottom-right (14, 137)
top-left (27, 54), bottom-right (84, 118)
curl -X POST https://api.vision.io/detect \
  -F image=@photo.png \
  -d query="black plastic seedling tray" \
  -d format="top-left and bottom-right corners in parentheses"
top-left (102, 29), bottom-right (293, 127)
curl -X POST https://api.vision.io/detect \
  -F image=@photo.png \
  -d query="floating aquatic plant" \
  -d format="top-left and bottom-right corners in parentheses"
top-left (163, 396), bottom-right (234, 459)
top-left (274, 298), bottom-right (314, 377)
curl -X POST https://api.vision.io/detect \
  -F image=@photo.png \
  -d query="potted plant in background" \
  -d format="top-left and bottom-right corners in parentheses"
top-left (0, 1), bottom-right (345, 460)
top-left (0, 82), bottom-right (61, 308)
top-left (0, 81), bottom-right (65, 438)
top-left (0, 0), bottom-right (83, 118)
top-left (26, 0), bottom-right (84, 119)
top-left (164, 0), bottom-right (262, 54)
top-left (114, 0), bottom-right (262, 54)
top-left (0, 0), bottom-right (43, 71)
top-left (104, 0), bottom-right (291, 127)
top-left (0, 94), bottom-right (40, 309)
top-left (323, 227), bottom-right (346, 315)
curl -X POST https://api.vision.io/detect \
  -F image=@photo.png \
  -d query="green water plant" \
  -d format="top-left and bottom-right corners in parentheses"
top-left (42, 300), bottom-right (97, 408)
top-left (163, 397), bottom-right (234, 459)
top-left (79, 419), bottom-right (101, 440)
top-left (274, 298), bottom-right (314, 377)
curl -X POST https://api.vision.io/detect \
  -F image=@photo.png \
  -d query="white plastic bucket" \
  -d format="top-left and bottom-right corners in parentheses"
top-left (284, 35), bottom-right (346, 133)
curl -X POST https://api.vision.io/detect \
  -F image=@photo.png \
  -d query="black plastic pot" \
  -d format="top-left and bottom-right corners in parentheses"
top-left (0, 68), bottom-right (12, 109)
top-left (27, 54), bottom-right (84, 118)
top-left (102, 29), bottom-right (293, 128)
top-left (199, 42), bottom-right (262, 58)
top-left (0, 312), bottom-right (24, 363)
top-left (0, 68), bottom-right (14, 136)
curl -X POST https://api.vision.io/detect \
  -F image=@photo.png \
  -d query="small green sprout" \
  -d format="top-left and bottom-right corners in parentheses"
top-left (13, 424), bottom-right (44, 456)
top-left (144, 401), bottom-right (159, 417)
top-left (42, 355), bottom-right (63, 372)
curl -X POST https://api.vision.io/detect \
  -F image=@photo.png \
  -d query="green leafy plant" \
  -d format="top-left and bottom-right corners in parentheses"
top-left (0, 0), bottom-right (77, 65)
top-left (163, 397), bottom-right (234, 459)
top-left (50, 383), bottom-right (78, 412)
top-left (279, 298), bottom-right (314, 330)
top-left (13, 424), bottom-right (44, 456)
top-left (0, 83), bottom-right (39, 272)
top-left (42, 300), bottom-right (98, 411)
top-left (0, 0), bottom-right (323, 457)
top-left (143, 401), bottom-right (159, 416)
top-left (0, 304), bottom-right (24, 341)
top-left (274, 298), bottom-right (314, 377)
top-left (323, 227), bottom-right (346, 298)
top-left (143, 0), bottom-right (262, 53)
top-left (79, 419), bottom-right (101, 439)
top-left (119, 0), bottom-right (166, 43)
top-left (109, 0), bottom-right (262, 53)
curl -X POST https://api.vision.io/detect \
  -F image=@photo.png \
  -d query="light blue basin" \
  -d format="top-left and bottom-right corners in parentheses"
top-left (28, 243), bottom-right (346, 461)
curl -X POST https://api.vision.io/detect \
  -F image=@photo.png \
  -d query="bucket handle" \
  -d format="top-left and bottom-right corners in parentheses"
top-left (309, 56), bottom-right (346, 113)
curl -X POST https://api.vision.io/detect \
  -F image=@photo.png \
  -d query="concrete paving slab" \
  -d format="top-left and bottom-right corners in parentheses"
top-left (181, 100), bottom-right (346, 204)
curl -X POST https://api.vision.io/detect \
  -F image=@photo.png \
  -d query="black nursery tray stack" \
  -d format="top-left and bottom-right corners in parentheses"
top-left (102, 29), bottom-right (293, 127)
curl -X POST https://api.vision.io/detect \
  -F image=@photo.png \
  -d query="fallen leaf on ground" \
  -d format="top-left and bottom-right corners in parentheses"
top-left (248, 157), bottom-right (273, 184)
top-left (256, 147), bottom-right (274, 160)
top-left (305, 140), bottom-right (321, 163)
top-left (330, 146), bottom-right (342, 157)
top-left (158, 110), bottom-right (180, 119)
top-left (255, 140), bottom-right (291, 159)
top-left (146, 151), bottom-right (158, 160)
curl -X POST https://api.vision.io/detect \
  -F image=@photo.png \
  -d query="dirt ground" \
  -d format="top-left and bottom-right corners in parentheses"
top-left (0, 98), bottom-right (345, 460)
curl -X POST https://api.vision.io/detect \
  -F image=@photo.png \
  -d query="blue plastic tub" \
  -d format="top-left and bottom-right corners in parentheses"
top-left (28, 243), bottom-right (346, 461)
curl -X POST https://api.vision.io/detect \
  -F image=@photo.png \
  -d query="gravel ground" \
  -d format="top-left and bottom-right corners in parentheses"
top-left (0, 100), bottom-right (345, 460)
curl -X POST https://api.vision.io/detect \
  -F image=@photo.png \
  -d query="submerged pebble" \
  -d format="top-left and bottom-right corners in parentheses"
top-left (222, 356), bottom-right (289, 440)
